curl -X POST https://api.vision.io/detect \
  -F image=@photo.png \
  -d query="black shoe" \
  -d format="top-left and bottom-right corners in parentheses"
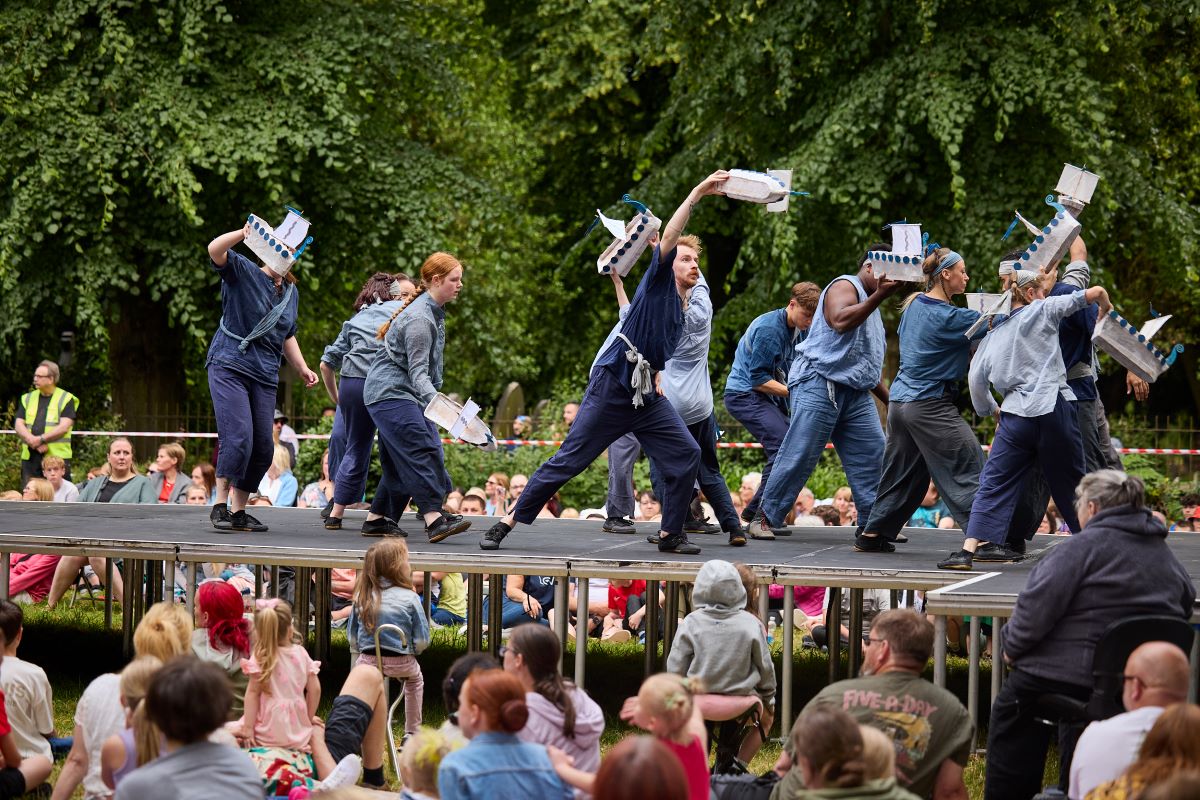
top-left (230, 510), bottom-right (268, 533)
top-left (324, 516), bottom-right (343, 531)
top-left (645, 533), bottom-right (661, 545)
top-left (657, 534), bottom-right (701, 555)
top-left (727, 528), bottom-right (747, 547)
top-left (684, 520), bottom-right (722, 535)
top-left (210, 502), bottom-right (232, 531)
top-left (937, 550), bottom-right (975, 570)
top-left (854, 535), bottom-right (896, 553)
top-left (361, 518), bottom-right (407, 537)
top-left (974, 543), bottom-right (1025, 563)
top-left (740, 507), bottom-right (757, 525)
top-left (428, 514), bottom-right (471, 543)
top-left (1009, 538), bottom-right (1027, 554)
top-left (894, 533), bottom-right (909, 543)
top-left (480, 521), bottom-right (511, 550)
top-left (320, 498), bottom-right (334, 520)
top-left (602, 516), bottom-right (636, 534)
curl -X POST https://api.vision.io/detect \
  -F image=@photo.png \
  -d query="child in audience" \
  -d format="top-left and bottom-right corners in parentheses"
top-left (0, 601), bottom-right (55, 761)
top-left (0, 628), bottom-right (52, 798)
top-left (349, 539), bottom-right (430, 737)
top-left (100, 657), bottom-right (162, 791)
top-left (192, 581), bottom-right (251, 717)
top-left (184, 486), bottom-right (208, 505)
top-left (399, 728), bottom-right (457, 800)
top-left (237, 598), bottom-right (319, 751)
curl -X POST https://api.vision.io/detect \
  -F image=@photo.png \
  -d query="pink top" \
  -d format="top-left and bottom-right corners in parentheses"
top-left (664, 735), bottom-right (709, 800)
top-left (8, 554), bottom-right (61, 602)
top-left (767, 584), bottom-right (826, 616)
top-left (239, 645), bottom-right (320, 751)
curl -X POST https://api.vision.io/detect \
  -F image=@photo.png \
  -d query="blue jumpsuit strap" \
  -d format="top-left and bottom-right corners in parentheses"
top-left (219, 282), bottom-right (295, 353)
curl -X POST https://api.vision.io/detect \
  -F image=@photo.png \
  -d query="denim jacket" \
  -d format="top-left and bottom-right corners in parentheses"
top-left (348, 583), bottom-right (430, 656)
top-left (437, 732), bottom-right (572, 800)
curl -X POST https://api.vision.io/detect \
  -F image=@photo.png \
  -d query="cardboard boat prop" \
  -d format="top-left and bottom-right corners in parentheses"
top-left (867, 222), bottom-right (926, 283)
top-left (246, 207), bottom-right (313, 277)
top-left (594, 195), bottom-right (661, 277)
top-left (424, 393), bottom-right (497, 451)
top-left (963, 291), bottom-right (1013, 340)
top-left (1092, 310), bottom-right (1184, 384)
top-left (1002, 197), bottom-right (1081, 275)
top-left (722, 169), bottom-right (803, 213)
top-left (1055, 163), bottom-right (1100, 217)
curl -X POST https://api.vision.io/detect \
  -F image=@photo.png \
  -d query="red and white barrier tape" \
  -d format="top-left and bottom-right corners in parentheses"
top-left (3, 429), bottom-right (1199, 456)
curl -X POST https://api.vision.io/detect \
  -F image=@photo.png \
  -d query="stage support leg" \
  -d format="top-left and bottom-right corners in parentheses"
top-left (270, 566), bottom-right (280, 598)
top-left (466, 573), bottom-right (484, 653)
top-left (0, 553), bottom-right (9, 599)
top-left (827, 588), bottom-right (843, 685)
top-left (422, 572), bottom-right (433, 623)
top-left (968, 615), bottom-right (981, 750)
top-left (255, 565), bottom-right (264, 599)
top-left (662, 581), bottom-right (679, 666)
top-left (314, 568), bottom-right (331, 663)
top-left (781, 583), bottom-right (795, 742)
top-left (575, 578), bottom-right (588, 690)
top-left (295, 567), bottom-right (312, 645)
top-left (104, 559), bottom-right (114, 630)
top-left (643, 583), bottom-right (660, 678)
top-left (848, 588), bottom-right (864, 677)
top-left (554, 578), bottom-right (570, 674)
top-left (185, 561), bottom-right (199, 617)
top-left (934, 615), bottom-right (947, 688)
top-left (487, 574), bottom-right (503, 657)
top-left (992, 618), bottom-right (1005, 709)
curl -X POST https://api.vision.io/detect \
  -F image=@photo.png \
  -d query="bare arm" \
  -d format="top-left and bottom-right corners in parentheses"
top-left (100, 732), bottom-right (125, 789)
top-left (241, 677), bottom-right (262, 746)
top-left (1082, 286), bottom-right (1111, 314)
top-left (49, 726), bottom-right (87, 800)
top-left (208, 224), bottom-right (249, 266)
top-left (659, 171), bottom-right (730, 254)
top-left (547, 747), bottom-right (595, 794)
top-left (283, 337), bottom-right (319, 388)
top-left (305, 670), bottom-right (321, 722)
top-left (932, 758), bottom-right (968, 800)
top-left (823, 278), bottom-right (899, 333)
top-left (0, 732), bottom-right (18, 769)
top-left (871, 380), bottom-right (889, 405)
top-left (319, 362), bottom-right (339, 406)
top-left (754, 379), bottom-right (789, 397)
top-left (1069, 235), bottom-right (1087, 265)
top-left (13, 419), bottom-right (36, 447)
top-left (610, 270), bottom-right (630, 309)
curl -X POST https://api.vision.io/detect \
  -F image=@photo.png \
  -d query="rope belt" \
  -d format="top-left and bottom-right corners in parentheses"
top-left (615, 333), bottom-right (654, 408)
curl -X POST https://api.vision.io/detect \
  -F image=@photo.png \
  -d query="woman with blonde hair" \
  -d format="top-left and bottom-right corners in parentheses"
top-left (361, 252), bottom-right (470, 541)
top-left (21, 478), bottom-right (53, 502)
top-left (1086, 704), bottom-right (1200, 799)
top-left (100, 656), bottom-right (163, 790)
top-left (254, 444), bottom-right (298, 507)
top-left (149, 442), bottom-right (192, 504)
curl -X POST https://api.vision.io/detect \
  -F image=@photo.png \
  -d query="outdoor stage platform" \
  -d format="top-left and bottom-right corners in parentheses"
top-left (2, 501), bottom-right (1198, 735)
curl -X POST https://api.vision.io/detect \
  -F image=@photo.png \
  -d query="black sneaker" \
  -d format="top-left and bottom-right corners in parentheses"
top-left (740, 507), bottom-right (757, 525)
top-left (480, 521), bottom-right (511, 550)
top-left (657, 534), bottom-right (701, 555)
top-left (361, 518), bottom-right (407, 537)
top-left (1009, 538), bottom-right (1027, 554)
top-left (324, 516), bottom-right (342, 531)
top-left (602, 516), bottom-right (636, 534)
top-left (210, 502), bottom-right (232, 531)
top-left (854, 535), bottom-right (896, 553)
top-left (427, 514), bottom-right (471, 543)
top-left (894, 533), bottom-right (909, 543)
top-left (727, 528), bottom-right (747, 547)
top-left (684, 520), bottom-right (722, 535)
top-left (937, 550), bottom-right (975, 570)
top-left (230, 510), bottom-right (268, 533)
top-left (320, 499), bottom-right (334, 520)
top-left (974, 543), bottom-right (1025, 563)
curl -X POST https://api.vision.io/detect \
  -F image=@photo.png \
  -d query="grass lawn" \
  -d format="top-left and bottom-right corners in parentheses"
top-left (19, 604), bottom-right (1056, 798)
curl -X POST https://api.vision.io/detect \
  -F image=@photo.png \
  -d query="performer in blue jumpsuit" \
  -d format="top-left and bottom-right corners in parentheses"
top-left (318, 272), bottom-right (415, 529)
top-left (480, 172), bottom-right (732, 554)
top-left (205, 221), bottom-right (318, 533)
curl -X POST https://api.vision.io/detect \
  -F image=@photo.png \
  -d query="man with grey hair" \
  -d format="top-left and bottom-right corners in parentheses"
top-left (1069, 641), bottom-right (1191, 799)
top-left (984, 469), bottom-right (1195, 800)
top-left (14, 360), bottom-right (78, 487)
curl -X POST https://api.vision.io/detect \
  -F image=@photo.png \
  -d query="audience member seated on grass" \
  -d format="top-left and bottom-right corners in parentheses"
top-left (21, 478), bottom-right (52, 502)
top-left (436, 668), bottom-right (572, 800)
top-left (667, 560), bottom-right (776, 765)
top-left (0, 629), bottom-right (52, 799)
top-left (0, 601), bottom-right (56, 762)
top-left (777, 707), bottom-right (920, 800)
top-left (413, 571), bottom-right (468, 627)
top-left (790, 609), bottom-right (971, 800)
top-left (986, 470), bottom-right (1196, 800)
top-left (42, 456), bottom-right (79, 502)
top-left (51, 601), bottom-right (193, 800)
top-left (251, 445), bottom-right (298, 507)
top-left (148, 443), bottom-right (191, 504)
top-left (439, 653), bottom-right (499, 748)
top-left (6, 553), bottom-right (61, 605)
top-left (606, 578), bottom-right (650, 637)
top-left (112, 659), bottom-right (261, 800)
top-left (99, 657), bottom-right (162, 791)
top-left (191, 581), bottom-right (251, 718)
top-left (503, 624), bottom-right (604, 790)
top-left (482, 575), bottom-right (555, 630)
top-left (589, 736), bottom-right (689, 800)
top-left (813, 586), bottom-right (891, 649)
top-left (330, 567), bottom-right (357, 628)
top-left (1069, 641), bottom-right (1191, 800)
top-left (398, 728), bottom-right (457, 800)
top-left (1083, 704), bottom-right (1200, 800)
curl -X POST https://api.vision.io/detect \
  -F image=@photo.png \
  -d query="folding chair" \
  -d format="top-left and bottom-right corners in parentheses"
top-left (695, 694), bottom-right (767, 775)
top-left (68, 565), bottom-right (101, 608)
top-left (373, 623), bottom-right (409, 779)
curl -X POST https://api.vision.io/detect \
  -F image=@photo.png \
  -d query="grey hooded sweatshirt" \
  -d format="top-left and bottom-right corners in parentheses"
top-left (667, 560), bottom-right (777, 703)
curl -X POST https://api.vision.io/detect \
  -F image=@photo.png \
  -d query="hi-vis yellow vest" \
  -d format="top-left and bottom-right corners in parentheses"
top-left (20, 386), bottom-right (77, 461)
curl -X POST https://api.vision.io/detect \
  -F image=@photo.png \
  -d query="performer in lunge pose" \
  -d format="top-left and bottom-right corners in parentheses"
top-left (480, 173), bottom-right (733, 554)
top-left (938, 269), bottom-right (1111, 570)
top-left (854, 247), bottom-right (985, 552)
top-left (753, 245), bottom-right (900, 539)
top-left (319, 272), bottom-right (416, 529)
top-left (206, 222), bottom-right (318, 533)
top-left (362, 253), bottom-right (471, 541)
top-left (722, 282), bottom-right (820, 537)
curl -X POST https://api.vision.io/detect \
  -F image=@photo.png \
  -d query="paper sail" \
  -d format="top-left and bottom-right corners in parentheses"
top-left (424, 393), bottom-right (497, 451)
top-left (596, 208), bottom-right (661, 277)
top-left (1138, 314), bottom-right (1172, 342)
top-left (595, 209), bottom-right (627, 241)
top-left (963, 291), bottom-right (1013, 339)
top-left (1055, 164), bottom-right (1100, 207)
top-left (723, 169), bottom-right (795, 212)
top-left (869, 222), bottom-right (925, 283)
top-left (1092, 310), bottom-right (1183, 384)
top-left (245, 209), bottom-right (314, 274)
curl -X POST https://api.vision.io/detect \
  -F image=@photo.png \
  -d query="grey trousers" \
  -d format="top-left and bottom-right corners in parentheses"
top-left (605, 432), bottom-right (642, 519)
top-left (862, 397), bottom-right (984, 539)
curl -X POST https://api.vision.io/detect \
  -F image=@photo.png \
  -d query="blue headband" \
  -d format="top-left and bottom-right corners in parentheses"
top-left (931, 250), bottom-right (962, 278)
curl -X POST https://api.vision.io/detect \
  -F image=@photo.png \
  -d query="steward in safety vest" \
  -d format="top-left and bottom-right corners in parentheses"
top-left (15, 360), bottom-right (78, 486)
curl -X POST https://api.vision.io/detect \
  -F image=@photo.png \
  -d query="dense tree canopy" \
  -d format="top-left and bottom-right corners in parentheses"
top-left (1, 0), bottom-right (1198, 425)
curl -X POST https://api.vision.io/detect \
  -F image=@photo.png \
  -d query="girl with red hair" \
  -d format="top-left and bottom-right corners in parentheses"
top-left (191, 580), bottom-right (251, 717)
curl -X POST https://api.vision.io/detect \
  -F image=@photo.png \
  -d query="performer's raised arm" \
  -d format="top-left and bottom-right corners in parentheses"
top-left (660, 171), bottom-right (729, 254)
top-left (207, 224), bottom-right (249, 267)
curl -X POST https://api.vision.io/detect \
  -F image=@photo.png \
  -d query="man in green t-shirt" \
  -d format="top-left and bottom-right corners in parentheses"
top-left (774, 609), bottom-right (972, 800)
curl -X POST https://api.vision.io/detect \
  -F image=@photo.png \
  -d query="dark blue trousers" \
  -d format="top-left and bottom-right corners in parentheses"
top-left (366, 398), bottom-right (452, 521)
top-left (513, 368), bottom-right (700, 536)
top-left (327, 407), bottom-right (346, 492)
top-left (330, 377), bottom-right (377, 506)
top-left (208, 364), bottom-right (277, 494)
top-left (966, 394), bottom-right (1084, 546)
top-left (649, 411), bottom-right (742, 532)
top-left (723, 391), bottom-right (789, 520)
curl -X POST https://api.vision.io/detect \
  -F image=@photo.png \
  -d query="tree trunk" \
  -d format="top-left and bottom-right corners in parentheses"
top-left (108, 291), bottom-right (186, 438)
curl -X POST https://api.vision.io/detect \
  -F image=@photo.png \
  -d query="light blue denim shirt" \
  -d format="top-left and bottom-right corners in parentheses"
top-left (889, 295), bottom-right (983, 402)
top-left (725, 308), bottom-right (798, 395)
top-left (347, 582), bottom-right (430, 656)
top-left (790, 274), bottom-right (885, 391)
top-left (661, 274), bottom-right (715, 424)
top-left (321, 300), bottom-right (405, 380)
top-left (363, 292), bottom-right (445, 407)
top-left (968, 291), bottom-right (1090, 418)
top-left (437, 732), bottom-right (572, 800)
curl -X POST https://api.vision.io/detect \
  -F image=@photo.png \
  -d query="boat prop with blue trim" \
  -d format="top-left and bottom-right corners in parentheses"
top-left (1093, 310), bottom-right (1184, 384)
top-left (424, 394), bottom-right (497, 452)
top-left (245, 206), bottom-right (313, 278)
top-left (594, 195), bottom-right (661, 277)
top-left (722, 169), bottom-right (805, 212)
top-left (867, 221), bottom-right (926, 283)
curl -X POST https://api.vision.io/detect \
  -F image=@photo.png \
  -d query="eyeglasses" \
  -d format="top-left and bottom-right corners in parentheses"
top-left (863, 636), bottom-right (886, 647)
top-left (498, 645), bottom-right (513, 659)
top-left (33, 372), bottom-right (50, 379)
top-left (485, 480), bottom-right (498, 486)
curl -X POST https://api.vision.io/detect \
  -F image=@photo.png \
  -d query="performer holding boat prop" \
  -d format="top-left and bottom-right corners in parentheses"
top-left (595, 195), bottom-right (661, 277)
top-left (722, 169), bottom-right (806, 212)
top-left (867, 222), bottom-right (926, 283)
top-left (424, 393), bottom-right (497, 451)
top-left (1093, 310), bottom-right (1184, 383)
top-left (245, 206), bottom-right (314, 276)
